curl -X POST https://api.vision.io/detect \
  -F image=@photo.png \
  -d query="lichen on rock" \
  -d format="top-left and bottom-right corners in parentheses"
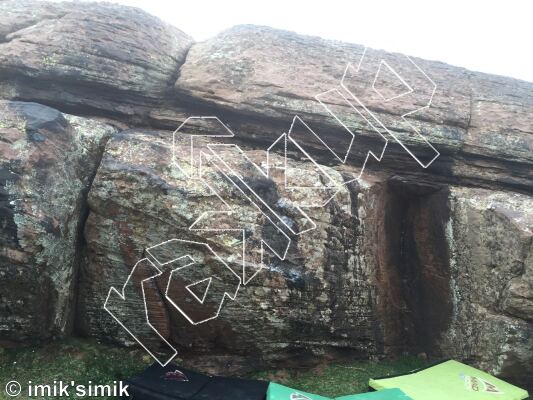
top-left (0, 101), bottom-right (115, 341)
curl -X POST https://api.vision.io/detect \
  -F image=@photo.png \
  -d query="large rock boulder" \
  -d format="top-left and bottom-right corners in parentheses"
top-left (77, 124), bottom-right (386, 371)
top-left (0, 1), bottom-right (531, 390)
top-left (77, 122), bottom-right (533, 390)
top-left (0, 101), bottom-right (115, 342)
top-left (0, 0), bottom-right (192, 122)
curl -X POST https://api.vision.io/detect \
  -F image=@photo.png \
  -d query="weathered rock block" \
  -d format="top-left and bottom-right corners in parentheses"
top-left (0, 0), bottom-right (192, 121)
top-left (0, 101), bottom-right (115, 342)
top-left (174, 25), bottom-right (533, 192)
top-left (440, 187), bottom-right (533, 388)
top-left (0, 1), bottom-right (531, 390)
top-left (78, 126), bottom-right (389, 371)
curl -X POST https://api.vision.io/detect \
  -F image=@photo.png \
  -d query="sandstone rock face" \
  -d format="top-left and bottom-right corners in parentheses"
top-left (0, 0), bottom-right (192, 121)
top-left (175, 25), bottom-right (532, 192)
top-left (0, 1), bottom-right (531, 391)
top-left (355, 182), bottom-right (533, 391)
top-left (440, 188), bottom-right (533, 386)
top-left (0, 101), bottom-right (115, 342)
top-left (77, 126), bottom-right (385, 370)
top-left (76, 125), bottom-right (533, 390)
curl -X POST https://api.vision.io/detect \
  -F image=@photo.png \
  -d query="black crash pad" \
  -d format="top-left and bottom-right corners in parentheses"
top-left (191, 376), bottom-right (269, 400)
top-left (125, 363), bottom-right (269, 400)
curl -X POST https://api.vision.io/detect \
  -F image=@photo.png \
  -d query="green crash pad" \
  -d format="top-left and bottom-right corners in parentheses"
top-left (369, 360), bottom-right (529, 400)
top-left (267, 383), bottom-right (412, 400)
top-left (267, 383), bottom-right (330, 400)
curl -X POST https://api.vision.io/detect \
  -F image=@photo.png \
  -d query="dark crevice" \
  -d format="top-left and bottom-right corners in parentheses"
top-left (164, 42), bottom-right (193, 93)
top-left (376, 178), bottom-right (453, 357)
top-left (70, 133), bottom-right (114, 337)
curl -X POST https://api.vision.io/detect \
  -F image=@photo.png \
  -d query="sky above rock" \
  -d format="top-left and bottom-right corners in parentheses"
top-left (65, 0), bottom-right (533, 83)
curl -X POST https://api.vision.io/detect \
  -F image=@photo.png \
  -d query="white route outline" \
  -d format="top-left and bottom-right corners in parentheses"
top-left (151, 239), bottom-right (242, 325)
top-left (104, 50), bottom-right (440, 366)
top-left (340, 49), bottom-right (439, 169)
top-left (104, 258), bottom-right (178, 367)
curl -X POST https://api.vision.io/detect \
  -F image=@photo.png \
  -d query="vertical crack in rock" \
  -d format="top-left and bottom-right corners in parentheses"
top-left (164, 43), bottom-right (192, 94)
top-left (0, 102), bottom-right (116, 342)
top-left (70, 133), bottom-right (114, 336)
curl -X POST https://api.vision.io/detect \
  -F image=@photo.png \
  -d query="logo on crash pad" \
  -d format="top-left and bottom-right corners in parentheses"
top-left (162, 369), bottom-right (189, 382)
top-left (290, 393), bottom-right (313, 400)
top-left (461, 374), bottom-right (503, 394)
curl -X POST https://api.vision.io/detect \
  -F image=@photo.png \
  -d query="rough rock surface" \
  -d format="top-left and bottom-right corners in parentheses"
top-left (440, 188), bottom-right (533, 386)
top-left (174, 26), bottom-right (532, 193)
top-left (0, 0), bottom-right (192, 122)
top-left (78, 127), bottom-right (382, 370)
top-left (0, 101), bottom-right (115, 342)
top-left (0, 1), bottom-right (531, 391)
top-left (77, 127), bottom-right (533, 390)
